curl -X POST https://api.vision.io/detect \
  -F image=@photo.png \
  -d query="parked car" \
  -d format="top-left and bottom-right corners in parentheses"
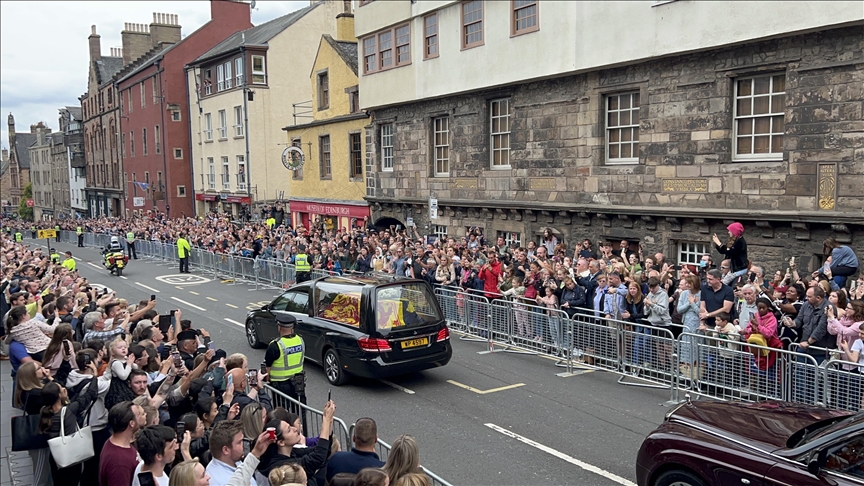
top-left (636, 399), bottom-right (864, 486)
top-left (245, 275), bottom-right (452, 385)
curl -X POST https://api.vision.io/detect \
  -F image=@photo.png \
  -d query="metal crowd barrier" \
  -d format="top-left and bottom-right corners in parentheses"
top-left (349, 429), bottom-right (453, 486)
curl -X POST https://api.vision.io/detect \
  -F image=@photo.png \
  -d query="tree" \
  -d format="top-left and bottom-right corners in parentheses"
top-left (18, 183), bottom-right (33, 221)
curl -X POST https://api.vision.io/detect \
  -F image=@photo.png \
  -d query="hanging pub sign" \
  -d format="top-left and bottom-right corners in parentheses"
top-left (281, 146), bottom-right (305, 171)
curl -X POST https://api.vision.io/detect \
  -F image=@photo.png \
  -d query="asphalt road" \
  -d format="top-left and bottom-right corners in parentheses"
top-left (41, 239), bottom-right (675, 486)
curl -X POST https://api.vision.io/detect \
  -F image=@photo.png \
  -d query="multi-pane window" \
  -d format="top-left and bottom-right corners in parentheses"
top-left (433, 225), bottom-right (448, 241)
top-left (130, 131), bottom-right (135, 157)
top-left (381, 124), bottom-right (394, 171)
top-left (154, 125), bottom-right (160, 154)
top-left (121, 133), bottom-right (126, 158)
top-left (379, 31), bottom-right (393, 70)
top-left (204, 113), bottom-right (213, 141)
top-left (497, 231), bottom-right (522, 247)
top-left (177, 186), bottom-right (186, 197)
top-left (350, 133), bottom-right (363, 179)
top-left (218, 110), bottom-right (227, 139)
top-left (171, 110), bottom-right (181, 121)
top-left (234, 106), bottom-right (244, 137)
top-left (348, 88), bottom-right (359, 114)
top-left (140, 81), bottom-right (146, 107)
top-left (251, 56), bottom-right (266, 84)
top-left (462, 0), bottom-right (483, 49)
top-left (207, 157), bottom-right (215, 189)
top-left (237, 155), bottom-right (247, 191)
top-left (204, 69), bottom-right (212, 95)
top-left (433, 117), bottom-right (449, 175)
top-left (319, 135), bottom-right (332, 179)
top-left (217, 64), bottom-right (225, 91)
top-left (318, 71), bottom-right (329, 110)
top-left (222, 156), bottom-right (230, 190)
top-left (235, 58), bottom-right (243, 86)
top-left (734, 74), bottom-right (785, 159)
top-left (291, 138), bottom-right (303, 180)
top-left (224, 61), bottom-right (233, 89)
top-left (490, 98), bottom-right (511, 168)
top-left (678, 241), bottom-right (709, 266)
top-left (363, 37), bottom-right (377, 73)
top-left (174, 148), bottom-right (183, 159)
top-left (424, 13), bottom-right (438, 59)
top-left (142, 128), bottom-right (148, 156)
top-left (396, 25), bottom-right (410, 64)
top-left (606, 92), bottom-right (640, 164)
top-left (513, 0), bottom-right (538, 35)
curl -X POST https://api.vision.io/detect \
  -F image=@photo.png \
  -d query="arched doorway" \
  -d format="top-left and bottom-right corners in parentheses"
top-left (373, 217), bottom-right (405, 231)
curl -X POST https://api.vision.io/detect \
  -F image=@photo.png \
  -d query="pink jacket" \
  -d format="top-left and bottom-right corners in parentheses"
top-left (745, 312), bottom-right (778, 339)
top-left (828, 317), bottom-right (863, 349)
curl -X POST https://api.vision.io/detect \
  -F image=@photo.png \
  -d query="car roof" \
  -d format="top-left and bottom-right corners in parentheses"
top-left (316, 275), bottom-right (426, 287)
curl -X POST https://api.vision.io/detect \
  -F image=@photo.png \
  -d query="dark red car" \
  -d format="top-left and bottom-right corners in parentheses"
top-left (637, 400), bottom-right (864, 486)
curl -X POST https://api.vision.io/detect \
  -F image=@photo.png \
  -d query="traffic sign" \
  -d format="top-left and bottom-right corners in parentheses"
top-left (37, 229), bottom-right (56, 239)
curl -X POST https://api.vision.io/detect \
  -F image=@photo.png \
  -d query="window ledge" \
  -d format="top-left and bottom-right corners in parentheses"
top-left (233, 135), bottom-right (245, 140)
top-left (490, 166), bottom-right (511, 171)
top-left (606, 159), bottom-right (640, 165)
top-left (730, 157), bottom-right (784, 163)
top-left (218, 138), bottom-right (228, 142)
top-left (204, 140), bottom-right (214, 144)
top-left (652, 0), bottom-right (679, 6)
top-left (511, 27), bottom-right (539, 38)
top-left (381, 168), bottom-right (394, 172)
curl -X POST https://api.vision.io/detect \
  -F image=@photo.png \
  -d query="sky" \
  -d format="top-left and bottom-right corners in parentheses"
top-left (0, 0), bottom-right (308, 151)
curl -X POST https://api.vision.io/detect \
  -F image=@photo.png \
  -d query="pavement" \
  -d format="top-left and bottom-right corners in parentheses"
top-left (2, 238), bottom-right (678, 486)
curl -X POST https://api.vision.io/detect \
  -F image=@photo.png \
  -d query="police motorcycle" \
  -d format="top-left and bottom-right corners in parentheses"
top-left (102, 236), bottom-right (129, 276)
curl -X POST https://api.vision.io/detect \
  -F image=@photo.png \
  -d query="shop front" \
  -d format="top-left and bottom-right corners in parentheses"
top-left (289, 200), bottom-right (369, 232)
top-left (196, 193), bottom-right (252, 217)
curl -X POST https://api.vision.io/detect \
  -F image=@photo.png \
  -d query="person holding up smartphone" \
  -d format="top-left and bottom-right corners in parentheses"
top-left (130, 425), bottom-right (179, 486)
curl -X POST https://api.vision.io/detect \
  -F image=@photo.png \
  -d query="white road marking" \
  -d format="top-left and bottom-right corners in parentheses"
top-left (73, 256), bottom-right (82, 261)
top-left (224, 318), bottom-right (244, 327)
top-left (225, 303), bottom-right (238, 308)
top-left (189, 291), bottom-right (199, 295)
top-left (206, 297), bottom-right (217, 301)
top-left (86, 262), bottom-right (101, 269)
top-left (135, 282), bottom-right (161, 293)
top-left (171, 296), bottom-right (206, 311)
top-left (119, 276), bottom-right (128, 280)
top-left (485, 423), bottom-right (637, 486)
top-left (379, 380), bottom-right (415, 395)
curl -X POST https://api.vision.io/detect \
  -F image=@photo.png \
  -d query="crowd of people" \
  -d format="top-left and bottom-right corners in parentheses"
top-left (0, 219), bottom-right (438, 486)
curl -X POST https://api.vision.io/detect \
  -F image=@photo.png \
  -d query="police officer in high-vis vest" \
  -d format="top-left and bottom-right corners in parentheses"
top-left (294, 245), bottom-right (311, 283)
top-left (14, 230), bottom-right (22, 242)
top-left (49, 248), bottom-right (61, 265)
top-left (264, 314), bottom-right (305, 410)
top-left (54, 224), bottom-right (60, 242)
top-left (125, 230), bottom-right (138, 259)
top-left (76, 225), bottom-right (84, 247)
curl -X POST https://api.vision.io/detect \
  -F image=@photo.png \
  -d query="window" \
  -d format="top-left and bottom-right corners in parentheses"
top-left (204, 113), bottom-right (213, 141)
top-left (433, 117), bottom-right (450, 175)
top-left (363, 37), bottom-right (377, 74)
top-left (291, 138), bottom-right (303, 180)
top-left (154, 125), bottom-right (160, 154)
top-left (152, 77), bottom-right (158, 104)
top-left (235, 57), bottom-right (243, 86)
top-left (218, 110), bottom-right (227, 139)
top-left (424, 13), bottom-right (438, 59)
top-left (130, 131), bottom-right (135, 157)
top-left (318, 71), bottom-right (329, 110)
top-left (174, 148), bottom-right (183, 159)
top-left (512, 0), bottom-right (538, 35)
top-left (140, 81), bottom-right (146, 107)
top-left (348, 87), bottom-right (360, 114)
top-left (678, 241), bottom-right (709, 266)
top-left (251, 55), bottom-right (266, 84)
top-left (237, 155), bottom-right (247, 191)
top-left (396, 24), bottom-right (410, 64)
top-left (462, 0), bottom-right (484, 49)
top-left (222, 156), bottom-right (230, 190)
top-left (498, 231), bottom-right (522, 247)
top-left (606, 92), bottom-right (640, 164)
top-left (433, 225), bottom-right (448, 241)
top-left (217, 64), bottom-right (224, 91)
top-left (381, 124), bottom-right (394, 171)
top-left (144, 172), bottom-right (150, 198)
top-left (177, 186), bottom-right (186, 197)
top-left (204, 69), bottom-right (212, 95)
top-left (142, 128), bottom-right (148, 155)
top-left (126, 90), bottom-right (132, 113)
top-left (319, 135), bottom-right (331, 179)
top-left (490, 98), bottom-right (511, 168)
top-left (734, 74), bottom-right (785, 160)
top-left (172, 110), bottom-right (181, 121)
top-left (234, 106), bottom-right (244, 137)
top-left (379, 31), bottom-right (393, 70)
top-left (224, 61), bottom-right (233, 89)
top-left (350, 133), bottom-right (362, 179)
top-left (207, 157), bottom-right (215, 189)
top-left (121, 133), bottom-right (126, 158)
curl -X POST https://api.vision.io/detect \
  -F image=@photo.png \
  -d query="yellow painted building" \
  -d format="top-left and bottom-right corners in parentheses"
top-left (283, 14), bottom-right (370, 231)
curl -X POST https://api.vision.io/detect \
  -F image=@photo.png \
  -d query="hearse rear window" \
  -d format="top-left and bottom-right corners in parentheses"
top-left (375, 283), bottom-right (441, 333)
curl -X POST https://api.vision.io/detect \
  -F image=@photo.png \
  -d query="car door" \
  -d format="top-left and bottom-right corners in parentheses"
top-left (284, 290), bottom-right (318, 363)
top-left (260, 294), bottom-right (291, 344)
top-left (763, 434), bottom-right (864, 486)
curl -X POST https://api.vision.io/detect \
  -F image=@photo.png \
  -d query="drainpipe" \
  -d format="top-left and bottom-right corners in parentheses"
top-left (157, 60), bottom-right (170, 218)
top-left (241, 44), bottom-right (252, 218)
top-left (184, 66), bottom-right (198, 217)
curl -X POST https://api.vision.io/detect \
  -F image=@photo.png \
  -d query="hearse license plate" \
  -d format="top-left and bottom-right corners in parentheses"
top-left (400, 337), bottom-right (429, 349)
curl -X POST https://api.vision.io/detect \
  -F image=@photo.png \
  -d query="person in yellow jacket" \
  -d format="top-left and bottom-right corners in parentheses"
top-left (266, 216), bottom-right (276, 229)
top-left (61, 251), bottom-right (76, 272)
top-left (177, 232), bottom-right (191, 273)
top-left (263, 314), bottom-right (305, 408)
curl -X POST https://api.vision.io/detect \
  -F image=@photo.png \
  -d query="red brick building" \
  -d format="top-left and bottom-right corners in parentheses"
top-left (116, 0), bottom-right (252, 217)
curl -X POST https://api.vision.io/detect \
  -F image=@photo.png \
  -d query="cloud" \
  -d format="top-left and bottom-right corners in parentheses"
top-left (1, 0), bottom-right (308, 149)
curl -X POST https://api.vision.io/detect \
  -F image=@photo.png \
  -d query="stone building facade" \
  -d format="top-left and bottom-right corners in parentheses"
top-left (28, 123), bottom-right (54, 220)
top-left (365, 26), bottom-right (864, 273)
top-left (3, 113), bottom-right (34, 214)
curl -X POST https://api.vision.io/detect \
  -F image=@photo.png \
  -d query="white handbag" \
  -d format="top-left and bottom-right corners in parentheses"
top-left (47, 406), bottom-right (94, 468)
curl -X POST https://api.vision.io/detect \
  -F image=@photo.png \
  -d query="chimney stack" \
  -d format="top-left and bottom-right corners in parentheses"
top-left (1, 148), bottom-right (8, 163)
top-left (149, 12), bottom-right (181, 48)
top-left (121, 22), bottom-right (152, 65)
top-left (88, 25), bottom-right (102, 62)
top-left (335, 13), bottom-right (355, 42)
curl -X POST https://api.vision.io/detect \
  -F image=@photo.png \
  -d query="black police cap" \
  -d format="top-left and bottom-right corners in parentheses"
top-left (276, 314), bottom-right (296, 327)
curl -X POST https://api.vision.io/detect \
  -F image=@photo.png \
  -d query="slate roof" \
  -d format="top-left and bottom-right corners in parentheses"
top-left (117, 43), bottom-right (177, 83)
top-left (0, 160), bottom-right (8, 177)
top-left (191, 2), bottom-right (320, 65)
top-left (14, 133), bottom-right (36, 169)
top-left (65, 106), bottom-right (82, 121)
top-left (324, 35), bottom-right (358, 75)
top-left (95, 56), bottom-right (124, 85)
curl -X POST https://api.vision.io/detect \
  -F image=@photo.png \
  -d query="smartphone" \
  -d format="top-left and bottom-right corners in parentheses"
top-left (749, 273), bottom-right (757, 283)
top-left (170, 309), bottom-right (176, 316)
top-left (138, 472), bottom-right (156, 486)
top-left (247, 370), bottom-right (258, 387)
top-left (176, 422), bottom-right (185, 443)
top-left (158, 315), bottom-right (172, 334)
top-left (171, 350), bottom-right (183, 369)
top-left (260, 363), bottom-right (267, 376)
top-left (226, 373), bottom-right (234, 389)
top-left (208, 341), bottom-right (215, 351)
top-left (83, 353), bottom-right (92, 366)
top-left (328, 389), bottom-right (331, 402)
top-left (150, 294), bottom-right (156, 301)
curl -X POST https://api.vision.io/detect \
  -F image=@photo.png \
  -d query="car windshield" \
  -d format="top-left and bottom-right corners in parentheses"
top-left (788, 411), bottom-right (862, 448)
top-left (375, 283), bottom-right (442, 334)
